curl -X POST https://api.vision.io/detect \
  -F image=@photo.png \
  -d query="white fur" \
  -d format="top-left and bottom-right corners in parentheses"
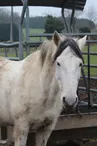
top-left (0, 32), bottom-right (86, 146)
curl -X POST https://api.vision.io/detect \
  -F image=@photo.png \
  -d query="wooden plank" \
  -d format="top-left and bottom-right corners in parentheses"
top-left (55, 113), bottom-right (97, 130)
top-left (6, 113), bottom-right (97, 141)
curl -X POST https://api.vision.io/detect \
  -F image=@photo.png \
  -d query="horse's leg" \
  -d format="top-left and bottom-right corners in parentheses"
top-left (35, 122), bottom-right (56, 146)
top-left (14, 118), bottom-right (29, 146)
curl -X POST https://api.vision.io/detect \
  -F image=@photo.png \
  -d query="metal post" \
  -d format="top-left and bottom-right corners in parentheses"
top-left (25, 6), bottom-right (30, 56)
top-left (61, 0), bottom-right (69, 33)
top-left (19, 0), bottom-right (28, 60)
top-left (87, 36), bottom-right (91, 110)
top-left (10, 6), bottom-right (13, 42)
top-left (70, 0), bottom-right (76, 33)
top-left (1, 126), bottom-right (7, 140)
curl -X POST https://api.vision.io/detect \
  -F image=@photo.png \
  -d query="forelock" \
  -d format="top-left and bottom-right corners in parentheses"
top-left (53, 38), bottom-right (84, 63)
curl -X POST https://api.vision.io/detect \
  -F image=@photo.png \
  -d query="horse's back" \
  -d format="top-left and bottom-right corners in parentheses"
top-left (0, 51), bottom-right (41, 124)
top-left (0, 57), bottom-right (23, 124)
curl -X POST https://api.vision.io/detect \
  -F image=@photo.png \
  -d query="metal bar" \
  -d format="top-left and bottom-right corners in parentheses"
top-left (80, 76), bottom-right (97, 80)
top-left (14, 47), bottom-right (18, 57)
top-left (83, 64), bottom-right (97, 68)
top-left (70, 0), bottom-right (76, 32)
top-left (29, 33), bottom-right (97, 37)
top-left (87, 40), bottom-right (97, 43)
top-left (81, 67), bottom-right (88, 93)
top-left (87, 37), bottom-right (91, 109)
top-left (4, 48), bottom-right (8, 57)
top-left (25, 6), bottom-right (30, 56)
top-left (7, 57), bottom-right (20, 61)
top-left (0, 42), bottom-right (19, 48)
top-left (1, 127), bottom-right (7, 140)
top-left (78, 87), bottom-right (97, 93)
top-left (83, 52), bottom-right (97, 55)
top-left (29, 34), bottom-right (52, 37)
top-left (19, 0), bottom-right (28, 60)
top-left (10, 6), bottom-right (13, 42)
top-left (61, 0), bottom-right (69, 33)
top-left (0, 41), bottom-right (41, 48)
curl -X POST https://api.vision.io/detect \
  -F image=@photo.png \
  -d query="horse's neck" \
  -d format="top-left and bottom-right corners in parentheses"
top-left (40, 62), bottom-right (59, 95)
top-left (22, 50), bottom-right (41, 80)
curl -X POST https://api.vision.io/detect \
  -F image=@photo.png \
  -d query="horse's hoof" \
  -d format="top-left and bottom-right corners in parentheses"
top-left (77, 110), bottom-right (82, 117)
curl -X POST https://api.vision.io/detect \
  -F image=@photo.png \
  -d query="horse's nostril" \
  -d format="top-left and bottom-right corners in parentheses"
top-left (63, 97), bottom-right (78, 108)
top-left (75, 97), bottom-right (78, 103)
top-left (63, 97), bottom-right (66, 102)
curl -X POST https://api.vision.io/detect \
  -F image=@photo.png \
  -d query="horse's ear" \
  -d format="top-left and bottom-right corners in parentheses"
top-left (52, 31), bottom-right (61, 46)
top-left (77, 35), bottom-right (87, 51)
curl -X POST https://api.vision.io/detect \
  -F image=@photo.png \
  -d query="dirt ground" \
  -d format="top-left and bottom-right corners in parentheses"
top-left (1, 140), bottom-right (97, 146)
top-left (78, 78), bottom-right (97, 102)
top-left (50, 140), bottom-right (97, 146)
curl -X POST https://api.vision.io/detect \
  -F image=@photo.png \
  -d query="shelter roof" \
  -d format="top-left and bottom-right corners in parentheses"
top-left (0, 0), bottom-right (86, 10)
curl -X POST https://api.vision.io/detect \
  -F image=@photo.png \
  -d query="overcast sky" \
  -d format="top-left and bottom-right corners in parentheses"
top-left (0, 0), bottom-right (97, 17)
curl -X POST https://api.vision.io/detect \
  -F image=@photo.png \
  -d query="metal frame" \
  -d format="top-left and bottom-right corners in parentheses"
top-left (0, 0), bottom-right (85, 59)
top-left (0, 0), bottom-right (29, 60)
top-left (19, 0), bottom-right (28, 60)
top-left (61, 0), bottom-right (77, 33)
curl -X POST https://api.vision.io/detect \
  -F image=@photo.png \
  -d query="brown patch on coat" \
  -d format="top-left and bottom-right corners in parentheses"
top-left (37, 117), bottom-right (53, 131)
top-left (14, 125), bottom-right (27, 140)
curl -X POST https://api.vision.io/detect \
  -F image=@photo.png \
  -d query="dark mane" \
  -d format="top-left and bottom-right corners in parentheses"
top-left (54, 38), bottom-right (84, 63)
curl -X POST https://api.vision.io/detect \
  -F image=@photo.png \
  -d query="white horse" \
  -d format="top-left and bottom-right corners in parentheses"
top-left (0, 31), bottom-right (86, 146)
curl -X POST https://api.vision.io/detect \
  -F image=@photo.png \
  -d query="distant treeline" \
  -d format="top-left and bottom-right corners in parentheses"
top-left (0, 23), bottom-right (19, 41)
top-left (23, 16), bottom-right (95, 31)
top-left (23, 16), bottom-right (46, 29)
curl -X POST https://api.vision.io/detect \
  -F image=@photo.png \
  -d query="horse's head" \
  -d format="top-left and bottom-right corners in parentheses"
top-left (53, 31), bottom-right (87, 110)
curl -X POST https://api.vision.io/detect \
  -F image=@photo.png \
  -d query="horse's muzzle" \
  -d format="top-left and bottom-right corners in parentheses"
top-left (63, 97), bottom-right (78, 113)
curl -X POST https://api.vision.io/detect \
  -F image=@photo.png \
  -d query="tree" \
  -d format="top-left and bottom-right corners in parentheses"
top-left (79, 27), bottom-right (91, 33)
top-left (45, 15), bottom-right (64, 34)
top-left (83, 5), bottom-right (97, 24)
top-left (0, 8), bottom-right (20, 26)
top-left (13, 12), bottom-right (20, 26)
top-left (63, 9), bottom-right (82, 18)
top-left (0, 23), bottom-right (19, 41)
top-left (61, 9), bottom-right (82, 32)
top-left (0, 8), bottom-right (10, 23)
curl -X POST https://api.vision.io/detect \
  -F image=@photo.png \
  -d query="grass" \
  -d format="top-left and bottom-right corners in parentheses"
top-left (83, 44), bottom-right (97, 76)
top-left (23, 28), bottom-right (45, 41)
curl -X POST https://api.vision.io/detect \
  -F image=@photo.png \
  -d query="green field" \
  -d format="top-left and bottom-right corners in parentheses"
top-left (0, 29), bottom-right (97, 76)
top-left (83, 44), bottom-right (97, 76)
top-left (23, 28), bottom-right (45, 41)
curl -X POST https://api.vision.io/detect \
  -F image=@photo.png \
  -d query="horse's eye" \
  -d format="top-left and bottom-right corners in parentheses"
top-left (57, 62), bottom-right (60, 66)
top-left (79, 63), bottom-right (82, 67)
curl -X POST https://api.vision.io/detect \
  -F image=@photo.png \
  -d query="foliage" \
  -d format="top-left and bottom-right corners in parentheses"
top-left (0, 23), bottom-right (19, 41)
top-left (44, 15), bottom-right (64, 33)
top-left (23, 16), bottom-right (95, 31)
top-left (23, 16), bottom-right (46, 29)
top-left (79, 27), bottom-right (91, 33)
top-left (0, 8), bottom-right (20, 26)
top-left (84, 5), bottom-right (97, 24)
